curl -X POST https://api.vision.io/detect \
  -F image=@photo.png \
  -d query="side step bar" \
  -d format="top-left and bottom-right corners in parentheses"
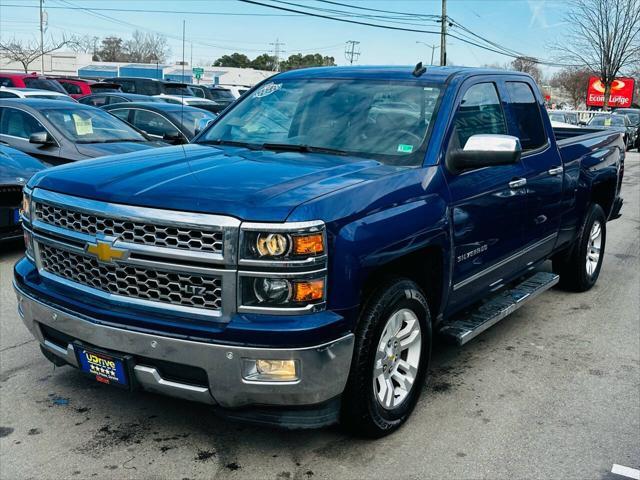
top-left (440, 271), bottom-right (559, 346)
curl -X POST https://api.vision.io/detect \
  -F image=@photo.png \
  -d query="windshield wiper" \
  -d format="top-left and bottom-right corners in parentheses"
top-left (261, 143), bottom-right (347, 156)
top-left (198, 139), bottom-right (261, 150)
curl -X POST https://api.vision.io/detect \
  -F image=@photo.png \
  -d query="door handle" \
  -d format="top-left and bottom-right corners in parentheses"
top-left (508, 178), bottom-right (527, 189)
top-left (548, 166), bottom-right (564, 176)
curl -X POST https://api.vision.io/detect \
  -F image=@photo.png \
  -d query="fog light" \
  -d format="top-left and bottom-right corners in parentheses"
top-left (242, 359), bottom-right (299, 382)
top-left (23, 230), bottom-right (34, 260)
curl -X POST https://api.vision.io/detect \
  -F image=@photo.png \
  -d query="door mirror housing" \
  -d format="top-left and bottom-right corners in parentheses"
top-left (195, 117), bottom-right (214, 135)
top-left (447, 134), bottom-right (522, 173)
top-left (162, 131), bottom-right (186, 144)
top-left (29, 131), bottom-right (55, 146)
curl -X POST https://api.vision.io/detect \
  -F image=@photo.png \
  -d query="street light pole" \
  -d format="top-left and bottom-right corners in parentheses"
top-left (416, 41), bottom-right (439, 66)
top-left (39, 0), bottom-right (45, 74)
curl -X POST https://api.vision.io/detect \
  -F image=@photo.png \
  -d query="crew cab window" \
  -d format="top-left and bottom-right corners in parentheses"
top-left (0, 108), bottom-right (46, 139)
top-left (506, 81), bottom-right (546, 151)
top-left (132, 110), bottom-right (180, 137)
top-left (451, 82), bottom-right (507, 149)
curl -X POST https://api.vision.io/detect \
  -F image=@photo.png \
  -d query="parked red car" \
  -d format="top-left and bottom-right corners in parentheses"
top-left (55, 78), bottom-right (122, 99)
top-left (0, 72), bottom-right (67, 93)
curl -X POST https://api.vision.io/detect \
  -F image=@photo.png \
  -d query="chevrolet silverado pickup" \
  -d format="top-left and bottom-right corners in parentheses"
top-left (14, 66), bottom-right (624, 437)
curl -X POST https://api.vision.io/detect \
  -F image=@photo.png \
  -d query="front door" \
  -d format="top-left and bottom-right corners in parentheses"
top-left (443, 80), bottom-right (529, 313)
top-left (0, 107), bottom-right (61, 163)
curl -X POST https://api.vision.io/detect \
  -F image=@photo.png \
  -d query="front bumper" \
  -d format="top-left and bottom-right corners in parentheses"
top-left (14, 282), bottom-right (354, 410)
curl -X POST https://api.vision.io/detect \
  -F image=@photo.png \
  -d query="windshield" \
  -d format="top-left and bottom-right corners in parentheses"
top-left (23, 77), bottom-right (67, 93)
top-left (589, 115), bottom-right (625, 127)
top-left (209, 88), bottom-right (235, 101)
top-left (622, 113), bottom-right (639, 125)
top-left (168, 109), bottom-right (216, 136)
top-left (165, 85), bottom-right (193, 96)
top-left (41, 107), bottom-right (148, 143)
top-left (197, 79), bottom-right (442, 165)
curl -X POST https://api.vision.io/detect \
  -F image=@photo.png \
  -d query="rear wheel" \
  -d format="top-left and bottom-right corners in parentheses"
top-left (553, 203), bottom-right (606, 292)
top-left (341, 278), bottom-right (431, 438)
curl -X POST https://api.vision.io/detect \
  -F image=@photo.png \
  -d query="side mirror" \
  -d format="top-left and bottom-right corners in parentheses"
top-left (29, 131), bottom-right (54, 146)
top-left (162, 131), bottom-right (186, 144)
top-left (447, 134), bottom-right (522, 173)
top-left (195, 118), bottom-right (214, 135)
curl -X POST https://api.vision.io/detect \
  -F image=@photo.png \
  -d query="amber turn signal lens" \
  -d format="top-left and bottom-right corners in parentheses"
top-left (293, 278), bottom-right (325, 302)
top-left (292, 233), bottom-right (324, 256)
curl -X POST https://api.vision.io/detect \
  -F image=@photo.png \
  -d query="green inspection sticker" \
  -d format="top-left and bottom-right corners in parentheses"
top-left (397, 144), bottom-right (414, 153)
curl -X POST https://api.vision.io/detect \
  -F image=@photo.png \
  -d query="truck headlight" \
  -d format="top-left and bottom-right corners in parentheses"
top-left (241, 222), bottom-right (326, 261)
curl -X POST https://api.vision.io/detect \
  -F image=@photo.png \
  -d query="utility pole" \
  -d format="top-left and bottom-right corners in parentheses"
top-left (181, 20), bottom-right (185, 83)
top-left (345, 40), bottom-right (361, 65)
top-left (439, 0), bottom-right (447, 66)
top-left (39, 0), bottom-right (45, 74)
top-left (190, 42), bottom-right (193, 67)
top-left (416, 41), bottom-right (439, 66)
top-left (269, 38), bottom-right (285, 72)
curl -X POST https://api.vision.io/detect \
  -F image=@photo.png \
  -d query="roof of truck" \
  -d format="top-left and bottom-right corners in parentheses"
top-left (275, 65), bottom-right (530, 83)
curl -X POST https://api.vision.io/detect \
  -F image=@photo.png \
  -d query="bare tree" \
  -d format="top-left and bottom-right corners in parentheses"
top-left (553, 0), bottom-right (640, 109)
top-left (69, 35), bottom-right (100, 61)
top-left (0, 36), bottom-right (73, 73)
top-left (511, 56), bottom-right (543, 84)
top-left (124, 31), bottom-right (170, 63)
top-left (550, 67), bottom-right (592, 108)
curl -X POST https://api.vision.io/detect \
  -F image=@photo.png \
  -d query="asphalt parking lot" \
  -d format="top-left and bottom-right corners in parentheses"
top-left (1, 153), bottom-right (638, 480)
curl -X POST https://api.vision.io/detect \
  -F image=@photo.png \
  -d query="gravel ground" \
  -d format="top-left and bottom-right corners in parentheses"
top-left (1, 153), bottom-right (638, 480)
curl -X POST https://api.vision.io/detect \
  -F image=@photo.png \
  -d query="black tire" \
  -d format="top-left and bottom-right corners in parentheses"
top-left (340, 277), bottom-right (431, 438)
top-left (553, 203), bottom-right (607, 292)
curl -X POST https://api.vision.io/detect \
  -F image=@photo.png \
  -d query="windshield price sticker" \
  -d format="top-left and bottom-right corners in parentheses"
top-left (72, 114), bottom-right (94, 136)
top-left (254, 82), bottom-right (282, 98)
top-left (397, 144), bottom-right (414, 153)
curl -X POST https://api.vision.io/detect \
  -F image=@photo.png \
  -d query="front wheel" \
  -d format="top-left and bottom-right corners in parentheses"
top-left (553, 203), bottom-right (607, 292)
top-left (341, 278), bottom-right (431, 438)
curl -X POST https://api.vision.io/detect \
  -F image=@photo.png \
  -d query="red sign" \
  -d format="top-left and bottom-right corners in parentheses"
top-left (586, 76), bottom-right (635, 108)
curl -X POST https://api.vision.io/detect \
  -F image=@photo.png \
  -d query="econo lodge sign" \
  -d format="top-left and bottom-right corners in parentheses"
top-left (586, 76), bottom-right (635, 108)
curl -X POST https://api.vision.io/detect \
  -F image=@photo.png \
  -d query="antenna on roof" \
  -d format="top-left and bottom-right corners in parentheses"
top-left (412, 62), bottom-right (427, 77)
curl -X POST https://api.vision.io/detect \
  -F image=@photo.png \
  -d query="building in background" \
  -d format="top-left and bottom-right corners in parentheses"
top-left (1, 51), bottom-right (272, 88)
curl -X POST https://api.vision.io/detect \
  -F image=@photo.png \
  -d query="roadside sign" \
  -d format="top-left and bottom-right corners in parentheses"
top-left (586, 76), bottom-right (635, 108)
top-left (192, 67), bottom-right (204, 80)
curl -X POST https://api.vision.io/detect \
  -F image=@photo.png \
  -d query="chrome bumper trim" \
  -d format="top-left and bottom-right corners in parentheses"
top-left (14, 282), bottom-right (354, 408)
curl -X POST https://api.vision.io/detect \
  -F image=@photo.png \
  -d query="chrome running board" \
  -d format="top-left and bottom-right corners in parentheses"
top-left (440, 271), bottom-right (559, 346)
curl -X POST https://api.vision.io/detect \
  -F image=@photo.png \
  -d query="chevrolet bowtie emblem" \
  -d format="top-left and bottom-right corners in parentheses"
top-left (85, 240), bottom-right (128, 263)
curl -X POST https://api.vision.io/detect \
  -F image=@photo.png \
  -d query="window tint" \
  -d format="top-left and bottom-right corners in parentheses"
top-left (132, 109), bottom-right (180, 137)
top-left (23, 77), bottom-right (67, 93)
top-left (451, 82), bottom-right (507, 149)
top-left (0, 91), bottom-right (18, 98)
top-left (109, 109), bottom-right (131, 122)
top-left (506, 81), bottom-right (546, 151)
top-left (0, 108), bottom-right (46, 139)
top-left (138, 80), bottom-right (159, 96)
top-left (191, 86), bottom-right (205, 98)
top-left (107, 95), bottom-right (128, 105)
top-left (0, 77), bottom-right (15, 87)
top-left (116, 80), bottom-right (136, 93)
top-left (61, 82), bottom-right (83, 95)
top-left (80, 95), bottom-right (107, 106)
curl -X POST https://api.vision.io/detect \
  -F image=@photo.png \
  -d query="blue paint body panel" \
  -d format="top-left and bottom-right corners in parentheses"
top-left (21, 66), bottom-right (625, 346)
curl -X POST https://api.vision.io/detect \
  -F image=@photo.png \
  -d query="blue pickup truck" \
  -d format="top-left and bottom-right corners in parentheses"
top-left (14, 66), bottom-right (624, 437)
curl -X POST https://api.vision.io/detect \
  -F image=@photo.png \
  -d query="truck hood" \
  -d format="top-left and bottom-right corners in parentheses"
top-left (31, 144), bottom-right (398, 221)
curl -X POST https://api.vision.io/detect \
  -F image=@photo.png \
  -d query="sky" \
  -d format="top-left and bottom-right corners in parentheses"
top-left (0, 0), bottom-right (573, 76)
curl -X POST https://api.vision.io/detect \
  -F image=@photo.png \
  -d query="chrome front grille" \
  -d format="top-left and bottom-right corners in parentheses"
top-left (35, 202), bottom-right (223, 254)
top-left (39, 244), bottom-right (222, 310)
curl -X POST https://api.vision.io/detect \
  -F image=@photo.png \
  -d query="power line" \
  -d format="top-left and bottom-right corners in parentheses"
top-left (269, 38), bottom-right (285, 72)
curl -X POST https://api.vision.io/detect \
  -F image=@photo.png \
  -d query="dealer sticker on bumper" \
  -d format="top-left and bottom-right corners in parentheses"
top-left (76, 347), bottom-right (128, 387)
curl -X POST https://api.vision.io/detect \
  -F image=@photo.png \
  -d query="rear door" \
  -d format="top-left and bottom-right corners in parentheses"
top-left (504, 80), bottom-right (563, 262)
top-left (443, 79), bottom-right (529, 310)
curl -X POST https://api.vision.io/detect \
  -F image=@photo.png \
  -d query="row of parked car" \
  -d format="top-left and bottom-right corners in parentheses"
top-left (548, 108), bottom-right (640, 151)
top-left (0, 72), bottom-right (247, 240)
